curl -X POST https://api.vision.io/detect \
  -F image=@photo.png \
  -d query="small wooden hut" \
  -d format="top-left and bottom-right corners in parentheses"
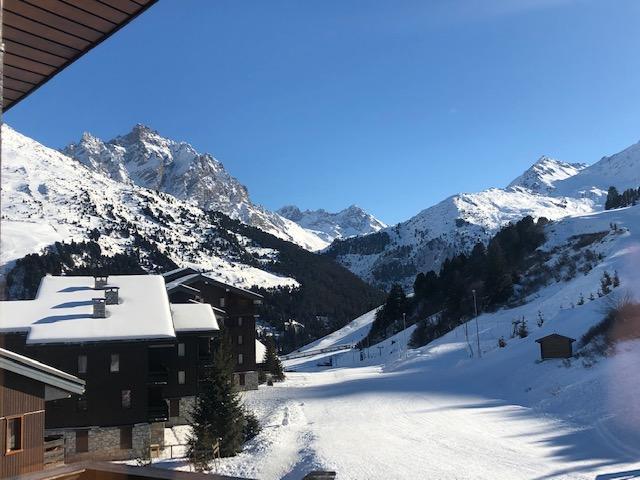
top-left (535, 333), bottom-right (576, 360)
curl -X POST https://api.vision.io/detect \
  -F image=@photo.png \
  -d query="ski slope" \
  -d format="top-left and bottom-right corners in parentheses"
top-left (292, 307), bottom-right (381, 354)
top-left (155, 206), bottom-right (640, 479)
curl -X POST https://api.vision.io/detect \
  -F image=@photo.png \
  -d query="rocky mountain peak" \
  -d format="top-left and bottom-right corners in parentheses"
top-left (63, 125), bottom-right (328, 251)
top-left (508, 156), bottom-right (587, 193)
top-left (278, 204), bottom-right (386, 244)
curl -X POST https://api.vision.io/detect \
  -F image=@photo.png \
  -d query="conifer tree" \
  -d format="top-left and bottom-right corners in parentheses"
top-left (605, 186), bottom-right (621, 210)
top-left (613, 270), bottom-right (621, 288)
top-left (485, 242), bottom-right (513, 304)
top-left (601, 271), bottom-right (613, 295)
top-left (264, 336), bottom-right (285, 381)
top-left (187, 329), bottom-right (246, 469)
top-left (517, 318), bottom-right (528, 338)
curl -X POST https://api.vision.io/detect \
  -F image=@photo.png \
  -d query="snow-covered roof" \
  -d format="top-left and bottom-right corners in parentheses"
top-left (201, 273), bottom-right (263, 300)
top-left (171, 303), bottom-right (219, 333)
top-left (165, 273), bottom-right (201, 293)
top-left (164, 271), bottom-right (263, 301)
top-left (0, 275), bottom-right (217, 344)
top-left (162, 266), bottom-right (199, 283)
top-left (535, 333), bottom-right (576, 343)
top-left (0, 348), bottom-right (85, 399)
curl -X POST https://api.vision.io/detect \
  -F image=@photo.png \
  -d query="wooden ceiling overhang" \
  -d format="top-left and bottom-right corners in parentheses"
top-left (1, 0), bottom-right (157, 112)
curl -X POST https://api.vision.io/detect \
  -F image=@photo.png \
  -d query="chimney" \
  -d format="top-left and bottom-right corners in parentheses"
top-left (94, 275), bottom-right (108, 289)
top-left (92, 298), bottom-right (106, 318)
top-left (104, 286), bottom-right (120, 305)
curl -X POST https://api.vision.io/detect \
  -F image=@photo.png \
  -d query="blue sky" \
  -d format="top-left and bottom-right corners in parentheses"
top-left (5, 0), bottom-right (640, 225)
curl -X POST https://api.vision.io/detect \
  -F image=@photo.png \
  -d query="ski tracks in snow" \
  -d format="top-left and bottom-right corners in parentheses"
top-left (213, 395), bottom-right (331, 480)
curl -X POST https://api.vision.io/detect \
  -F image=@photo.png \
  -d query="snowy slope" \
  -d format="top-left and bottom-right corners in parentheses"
top-left (64, 125), bottom-right (328, 251)
top-left (326, 148), bottom-right (640, 290)
top-left (552, 140), bottom-right (640, 202)
top-left (1, 125), bottom-right (300, 291)
top-left (152, 205), bottom-right (640, 480)
top-left (290, 306), bottom-right (381, 354)
top-left (277, 205), bottom-right (386, 244)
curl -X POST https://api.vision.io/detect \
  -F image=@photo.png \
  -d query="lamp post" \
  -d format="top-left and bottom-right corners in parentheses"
top-left (472, 289), bottom-right (481, 358)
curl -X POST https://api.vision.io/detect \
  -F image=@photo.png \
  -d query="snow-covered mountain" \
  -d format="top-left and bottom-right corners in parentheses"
top-left (1, 125), bottom-right (382, 335)
top-left (277, 205), bottom-right (386, 243)
top-left (325, 150), bottom-right (640, 290)
top-left (0, 125), bottom-right (299, 290)
top-left (507, 155), bottom-right (587, 193)
top-left (63, 125), bottom-right (328, 251)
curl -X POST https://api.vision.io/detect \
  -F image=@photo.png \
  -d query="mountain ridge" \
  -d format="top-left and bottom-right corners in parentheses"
top-left (324, 143), bottom-right (640, 290)
top-left (277, 204), bottom-right (386, 243)
top-left (63, 125), bottom-right (328, 251)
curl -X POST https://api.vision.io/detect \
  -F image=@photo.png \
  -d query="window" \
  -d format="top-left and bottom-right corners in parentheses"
top-left (110, 353), bottom-right (120, 373)
top-left (238, 317), bottom-right (243, 327)
top-left (75, 430), bottom-right (88, 453)
top-left (120, 426), bottom-right (133, 449)
top-left (78, 355), bottom-right (87, 374)
top-left (6, 417), bottom-right (23, 453)
top-left (178, 371), bottom-right (186, 385)
top-left (239, 373), bottom-right (246, 386)
top-left (177, 343), bottom-right (185, 357)
top-left (169, 399), bottom-right (180, 417)
top-left (219, 297), bottom-right (226, 308)
top-left (238, 354), bottom-right (244, 365)
top-left (121, 390), bottom-right (131, 409)
top-left (77, 395), bottom-right (88, 412)
top-left (238, 335), bottom-right (243, 345)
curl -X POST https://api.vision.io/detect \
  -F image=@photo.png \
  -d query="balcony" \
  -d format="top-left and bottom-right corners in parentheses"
top-left (147, 366), bottom-right (169, 385)
top-left (148, 402), bottom-right (169, 422)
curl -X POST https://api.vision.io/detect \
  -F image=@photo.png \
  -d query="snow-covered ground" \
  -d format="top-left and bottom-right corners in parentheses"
top-left (153, 205), bottom-right (640, 479)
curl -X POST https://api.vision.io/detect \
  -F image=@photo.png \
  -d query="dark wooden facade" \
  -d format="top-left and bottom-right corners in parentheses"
top-left (165, 273), bottom-right (260, 376)
top-left (535, 334), bottom-right (575, 360)
top-left (0, 370), bottom-right (46, 478)
top-left (1, 332), bottom-right (214, 430)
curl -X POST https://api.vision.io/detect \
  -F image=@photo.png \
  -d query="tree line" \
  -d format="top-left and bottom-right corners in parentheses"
top-left (605, 186), bottom-right (640, 210)
top-left (358, 216), bottom-right (549, 349)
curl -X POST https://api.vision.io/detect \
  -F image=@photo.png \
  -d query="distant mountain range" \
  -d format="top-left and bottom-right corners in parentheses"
top-left (5, 122), bottom-right (640, 296)
top-left (63, 125), bottom-right (384, 250)
top-left (1, 125), bottom-right (382, 339)
top-left (324, 146), bottom-right (640, 290)
top-left (277, 205), bottom-right (386, 244)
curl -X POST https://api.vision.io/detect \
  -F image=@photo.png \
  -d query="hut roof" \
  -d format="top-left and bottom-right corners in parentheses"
top-left (535, 333), bottom-right (576, 344)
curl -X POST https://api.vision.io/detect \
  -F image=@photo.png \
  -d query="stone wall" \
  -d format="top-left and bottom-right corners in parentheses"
top-left (166, 396), bottom-right (195, 427)
top-left (234, 371), bottom-right (259, 391)
top-left (45, 422), bottom-right (160, 463)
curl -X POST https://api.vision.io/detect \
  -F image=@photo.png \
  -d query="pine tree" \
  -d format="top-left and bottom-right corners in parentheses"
top-left (605, 186), bottom-right (621, 210)
top-left (613, 270), bottom-right (620, 288)
top-left (537, 310), bottom-right (544, 327)
top-left (577, 293), bottom-right (585, 305)
top-left (485, 242), bottom-right (513, 304)
top-left (517, 318), bottom-right (528, 338)
top-left (264, 336), bottom-right (285, 381)
top-left (601, 271), bottom-right (613, 295)
top-left (187, 330), bottom-right (246, 468)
